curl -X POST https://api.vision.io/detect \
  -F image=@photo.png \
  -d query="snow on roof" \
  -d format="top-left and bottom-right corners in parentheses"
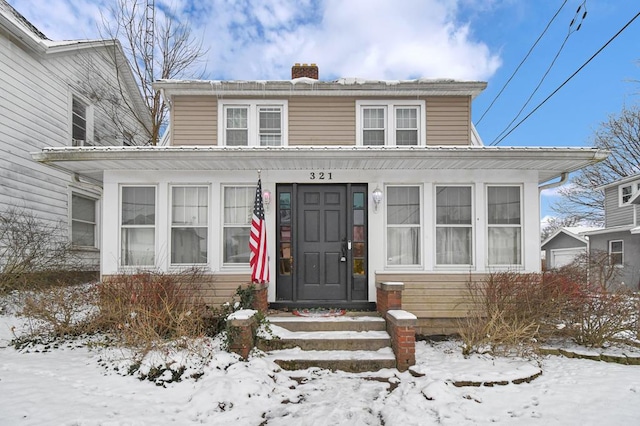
top-left (0, 0), bottom-right (48, 40)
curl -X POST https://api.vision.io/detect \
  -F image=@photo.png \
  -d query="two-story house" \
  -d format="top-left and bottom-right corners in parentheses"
top-left (1, 0), bottom-right (150, 271)
top-left (583, 175), bottom-right (640, 290)
top-left (33, 63), bottom-right (607, 334)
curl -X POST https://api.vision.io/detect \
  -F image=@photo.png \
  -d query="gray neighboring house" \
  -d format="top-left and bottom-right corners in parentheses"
top-left (0, 0), bottom-right (150, 271)
top-left (584, 175), bottom-right (640, 291)
top-left (541, 226), bottom-right (601, 270)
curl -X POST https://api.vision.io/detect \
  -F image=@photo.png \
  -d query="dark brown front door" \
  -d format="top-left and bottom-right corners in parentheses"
top-left (275, 184), bottom-right (368, 305)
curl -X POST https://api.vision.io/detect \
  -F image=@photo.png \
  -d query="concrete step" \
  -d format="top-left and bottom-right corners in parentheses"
top-left (267, 315), bottom-right (386, 332)
top-left (265, 347), bottom-right (397, 373)
top-left (258, 326), bottom-right (391, 351)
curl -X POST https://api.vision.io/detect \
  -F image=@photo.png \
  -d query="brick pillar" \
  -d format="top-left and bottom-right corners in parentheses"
top-left (376, 281), bottom-right (404, 316)
top-left (226, 310), bottom-right (258, 360)
top-left (386, 310), bottom-right (417, 372)
top-left (252, 283), bottom-right (269, 314)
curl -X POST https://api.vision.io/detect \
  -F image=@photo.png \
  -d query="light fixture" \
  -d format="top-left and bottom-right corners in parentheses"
top-left (372, 186), bottom-right (383, 212)
top-left (263, 189), bottom-right (272, 211)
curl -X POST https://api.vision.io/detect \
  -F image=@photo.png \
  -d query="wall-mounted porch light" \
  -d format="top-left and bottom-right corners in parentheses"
top-left (263, 189), bottom-right (272, 212)
top-left (372, 186), bottom-right (383, 213)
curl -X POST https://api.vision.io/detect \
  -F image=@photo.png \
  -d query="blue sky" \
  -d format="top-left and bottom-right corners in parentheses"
top-left (8, 0), bottom-right (640, 221)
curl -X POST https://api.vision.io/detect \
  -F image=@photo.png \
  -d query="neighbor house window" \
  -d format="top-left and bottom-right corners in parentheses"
top-left (619, 180), bottom-right (640, 205)
top-left (387, 186), bottom-right (421, 266)
top-left (71, 95), bottom-right (93, 146)
top-left (436, 186), bottom-right (472, 265)
top-left (71, 193), bottom-right (97, 248)
top-left (223, 186), bottom-right (254, 264)
top-left (171, 186), bottom-right (208, 264)
top-left (121, 186), bottom-right (155, 266)
top-left (357, 101), bottom-right (424, 146)
top-left (609, 240), bottom-right (623, 266)
top-left (219, 100), bottom-right (287, 146)
top-left (487, 186), bottom-right (522, 266)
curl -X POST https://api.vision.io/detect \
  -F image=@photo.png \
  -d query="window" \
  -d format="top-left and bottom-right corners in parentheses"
top-left (171, 186), bottom-right (208, 264)
top-left (387, 186), bottom-right (421, 266)
top-left (219, 100), bottom-right (287, 146)
top-left (619, 180), bottom-right (640, 205)
top-left (121, 186), bottom-right (155, 266)
top-left (487, 186), bottom-right (522, 266)
top-left (609, 240), bottom-right (623, 266)
top-left (71, 193), bottom-right (97, 248)
top-left (71, 95), bottom-right (93, 146)
top-left (357, 101), bottom-right (424, 146)
top-left (436, 186), bottom-right (472, 265)
top-left (223, 186), bottom-right (254, 264)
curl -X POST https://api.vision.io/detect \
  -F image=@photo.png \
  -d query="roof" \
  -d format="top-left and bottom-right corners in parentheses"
top-left (595, 173), bottom-right (640, 191)
top-left (154, 78), bottom-right (487, 99)
top-left (541, 226), bottom-right (602, 249)
top-left (32, 145), bottom-right (608, 184)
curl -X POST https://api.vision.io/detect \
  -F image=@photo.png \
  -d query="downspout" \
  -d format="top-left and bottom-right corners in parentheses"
top-left (538, 172), bottom-right (569, 193)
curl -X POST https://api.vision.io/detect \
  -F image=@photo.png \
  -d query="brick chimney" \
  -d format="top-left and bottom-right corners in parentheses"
top-left (291, 63), bottom-right (318, 80)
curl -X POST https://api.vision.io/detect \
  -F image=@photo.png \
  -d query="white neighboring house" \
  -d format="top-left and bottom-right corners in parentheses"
top-left (0, 0), bottom-right (150, 270)
top-left (541, 226), bottom-right (602, 269)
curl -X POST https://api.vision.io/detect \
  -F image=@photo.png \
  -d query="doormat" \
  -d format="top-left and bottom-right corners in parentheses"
top-left (292, 308), bottom-right (346, 317)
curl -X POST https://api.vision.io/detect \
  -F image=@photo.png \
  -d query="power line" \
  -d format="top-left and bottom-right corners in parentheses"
top-left (490, 1), bottom-right (588, 145)
top-left (490, 9), bottom-right (640, 147)
top-left (475, 0), bottom-right (568, 126)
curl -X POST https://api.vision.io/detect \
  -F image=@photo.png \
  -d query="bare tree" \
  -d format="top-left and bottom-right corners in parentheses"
top-left (551, 104), bottom-right (640, 224)
top-left (84, 0), bottom-right (207, 145)
top-left (540, 215), bottom-right (584, 241)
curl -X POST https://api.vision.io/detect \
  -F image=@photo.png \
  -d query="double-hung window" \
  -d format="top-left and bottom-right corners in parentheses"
top-left (121, 186), bottom-right (156, 266)
top-left (487, 186), bottom-right (522, 266)
top-left (171, 186), bottom-right (208, 264)
top-left (71, 193), bottom-right (97, 248)
top-left (387, 186), bottom-right (421, 266)
top-left (71, 95), bottom-right (93, 146)
top-left (436, 186), bottom-right (472, 265)
top-left (609, 240), bottom-right (623, 266)
top-left (619, 180), bottom-right (640, 206)
top-left (357, 101), bottom-right (424, 146)
top-left (220, 100), bottom-right (287, 146)
top-left (223, 186), bottom-right (254, 265)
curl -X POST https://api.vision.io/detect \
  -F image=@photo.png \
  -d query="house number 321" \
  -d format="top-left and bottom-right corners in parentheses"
top-left (310, 172), bottom-right (333, 180)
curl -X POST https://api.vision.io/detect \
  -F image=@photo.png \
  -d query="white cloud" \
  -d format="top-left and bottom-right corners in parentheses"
top-left (8, 0), bottom-right (502, 81)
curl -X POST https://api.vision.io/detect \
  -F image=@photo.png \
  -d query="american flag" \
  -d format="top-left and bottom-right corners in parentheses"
top-left (250, 179), bottom-right (270, 284)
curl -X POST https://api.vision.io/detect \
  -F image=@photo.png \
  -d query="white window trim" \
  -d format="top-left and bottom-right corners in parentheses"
top-left (619, 180), bottom-right (640, 206)
top-left (221, 184), bottom-right (254, 270)
top-left (356, 100), bottom-right (426, 146)
top-left (69, 92), bottom-right (94, 146)
top-left (434, 184), bottom-right (474, 268)
top-left (169, 184), bottom-right (210, 267)
top-left (384, 184), bottom-right (423, 269)
top-left (68, 187), bottom-right (100, 250)
top-left (609, 239), bottom-right (624, 267)
top-left (119, 185), bottom-right (157, 269)
top-left (217, 99), bottom-right (288, 146)
top-left (486, 184), bottom-right (523, 268)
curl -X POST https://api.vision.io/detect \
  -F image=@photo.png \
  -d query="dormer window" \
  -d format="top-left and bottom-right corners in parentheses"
top-left (619, 180), bottom-right (640, 206)
top-left (356, 100), bottom-right (425, 146)
top-left (219, 100), bottom-right (287, 146)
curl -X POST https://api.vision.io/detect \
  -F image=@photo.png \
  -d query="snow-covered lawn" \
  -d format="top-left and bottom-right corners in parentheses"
top-left (1, 305), bottom-right (640, 425)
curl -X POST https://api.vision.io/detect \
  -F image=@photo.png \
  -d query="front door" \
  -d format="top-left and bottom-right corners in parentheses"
top-left (275, 184), bottom-right (368, 305)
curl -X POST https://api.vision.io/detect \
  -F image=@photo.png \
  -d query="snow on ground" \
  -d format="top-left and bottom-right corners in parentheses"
top-left (1, 305), bottom-right (640, 425)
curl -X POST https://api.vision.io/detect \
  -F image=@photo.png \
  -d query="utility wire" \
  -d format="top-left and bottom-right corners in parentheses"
top-left (475, 0), bottom-right (568, 126)
top-left (490, 9), bottom-right (640, 147)
top-left (490, 1), bottom-right (588, 145)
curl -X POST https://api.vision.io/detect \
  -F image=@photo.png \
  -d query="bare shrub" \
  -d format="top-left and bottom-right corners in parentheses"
top-left (0, 206), bottom-right (85, 294)
top-left (95, 270), bottom-right (207, 351)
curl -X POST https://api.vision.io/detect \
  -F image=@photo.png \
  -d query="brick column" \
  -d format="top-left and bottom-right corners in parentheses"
top-left (386, 310), bottom-right (417, 372)
top-left (251, 283), bottom-right (269, 314)
top-left (376, 281), bottom-right (404, 316)
top-left (226, 309), bottom-right (258, 360)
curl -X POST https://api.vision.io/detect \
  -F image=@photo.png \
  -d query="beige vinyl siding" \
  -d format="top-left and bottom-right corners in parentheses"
top-left (172, 96), bottom-right (217, 146)
top-left (426, 96), bottom-right (471, 146)
top-left (376, 272), bottom-right (486, 335)
top-left (289, 97), bottom-right (356, 146)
